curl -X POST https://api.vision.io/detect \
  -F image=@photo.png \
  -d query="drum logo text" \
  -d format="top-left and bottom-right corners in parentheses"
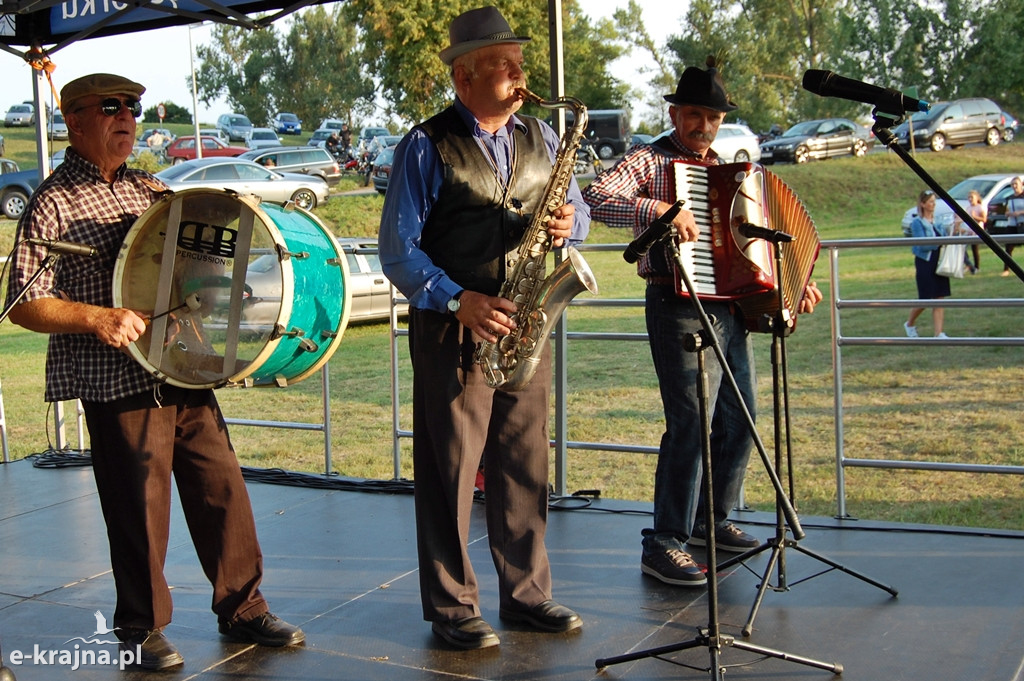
top-left (177, 221), bottom-right (237, 259)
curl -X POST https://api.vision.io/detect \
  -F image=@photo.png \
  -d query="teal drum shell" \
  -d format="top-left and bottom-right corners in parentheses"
top-left (113, 188), bottom-right (351, 389)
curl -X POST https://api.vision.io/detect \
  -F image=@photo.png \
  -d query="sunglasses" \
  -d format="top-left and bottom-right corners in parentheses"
top-left (73, 97), bottom-right (143, 118)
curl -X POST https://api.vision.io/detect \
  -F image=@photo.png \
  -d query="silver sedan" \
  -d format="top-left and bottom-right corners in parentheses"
top-left (155, 157), bottom-right (329, 210)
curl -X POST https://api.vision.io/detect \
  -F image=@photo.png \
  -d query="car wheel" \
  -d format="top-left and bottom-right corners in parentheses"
top-left (2, 189), bottom-right (29, 219)
top-left (291, 188), bottom-right (317, 210)
top-left (852, 140), bottom-right (867, 157)
top-left (985, 127), bottom-right (1001, 146)
top-left (734, 150), bottom-right (750, 163)
top-left (929, 133), bottom-right (946, 152)
top-left (173, 157), bottom-right (185, 165)
top-left (597, 143), bottom-right (615, 160)
top-left (794, 146), bottom-right (810, 163)
top-left (1004, 128), bottom-right (1015, 143)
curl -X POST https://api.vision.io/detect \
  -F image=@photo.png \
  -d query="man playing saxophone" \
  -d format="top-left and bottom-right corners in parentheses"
top-left (378, 6), bottom-right (589, 651)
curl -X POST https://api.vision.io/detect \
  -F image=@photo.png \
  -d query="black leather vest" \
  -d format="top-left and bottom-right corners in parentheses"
top-left (418, 106), bottom-right (551, 296)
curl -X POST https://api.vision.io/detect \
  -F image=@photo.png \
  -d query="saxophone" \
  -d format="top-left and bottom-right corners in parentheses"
top-left (473, 87), bottom-right (599, 392)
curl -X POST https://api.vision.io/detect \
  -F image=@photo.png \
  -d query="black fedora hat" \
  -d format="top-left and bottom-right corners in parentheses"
top-left (663, 56), bottom-right (738, 112)
top-left (439, 6), bottom-right (531, 66)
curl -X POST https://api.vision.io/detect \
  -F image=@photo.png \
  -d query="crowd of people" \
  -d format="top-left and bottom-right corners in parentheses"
top-left (5, 2), bottom-right (1017, 673)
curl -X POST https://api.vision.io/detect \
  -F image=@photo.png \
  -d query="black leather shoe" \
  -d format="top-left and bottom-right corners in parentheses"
top-left (431, 617), bottom-right (500, 650)
top-left (117, 629), bottom-right (184, 670)
top-left (499, 600), bottom-right (582, 633)
top-left (219, 612), bottom-right (305, 647)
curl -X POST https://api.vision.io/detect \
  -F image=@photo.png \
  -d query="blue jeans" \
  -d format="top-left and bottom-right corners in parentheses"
top-left (641, 286), bottom-right (756, 556)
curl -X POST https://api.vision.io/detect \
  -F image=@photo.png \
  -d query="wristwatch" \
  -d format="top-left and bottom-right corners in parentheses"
top-left (446, 291), bottom-right (463, 315)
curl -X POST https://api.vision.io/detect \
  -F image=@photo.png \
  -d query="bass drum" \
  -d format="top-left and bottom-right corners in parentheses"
top-left (113, 188), bottom-right (351, 389)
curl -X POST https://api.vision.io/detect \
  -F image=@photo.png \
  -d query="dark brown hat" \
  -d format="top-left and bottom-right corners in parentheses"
top-left (663, 56), bottom-right (738, 112)
top-left (61, 73), bottom-right (145, 113)
top-left (439, 6), bottom-right (531, 66)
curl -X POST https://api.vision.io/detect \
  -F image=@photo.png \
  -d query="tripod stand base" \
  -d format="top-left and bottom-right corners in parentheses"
top-left (595, 627), bottom-right (843, 678)
top-left (718, 534), bottom-right (899, 636)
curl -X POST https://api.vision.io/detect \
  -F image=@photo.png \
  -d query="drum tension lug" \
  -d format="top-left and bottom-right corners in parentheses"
top-left (298, 338), bottom-right (319, 353)
top-left (320, 330), bottom-right (338, 339)
top-left (274, 376), bottom-right (289, 388)
top-left (275, 243), bottom-right (310, 261)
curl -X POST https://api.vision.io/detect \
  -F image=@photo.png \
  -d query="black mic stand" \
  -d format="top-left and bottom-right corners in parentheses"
top-left (596, 234), bottom-right (841, 679)
top-left (872, 111), bottom-right (1024, 283)
top-left (0, 251), bottom-right (62, 325)
top-left (717, 235), bottom-right (897, 637)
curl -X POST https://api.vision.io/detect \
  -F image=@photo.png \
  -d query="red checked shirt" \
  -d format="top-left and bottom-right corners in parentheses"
top-left (582, 132), bottom-right (720, 280)
top-left (5, 147), bottom-right (167, 402)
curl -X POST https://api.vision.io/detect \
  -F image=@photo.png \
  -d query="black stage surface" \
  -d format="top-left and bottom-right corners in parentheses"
top-left (2, 458), bottom-right (1023, 681)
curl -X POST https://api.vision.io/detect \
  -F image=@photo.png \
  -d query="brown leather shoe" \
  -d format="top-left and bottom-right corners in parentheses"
top-left (117, 629), bottom-right (184, 670)
top-left (218, 612), bottom-right (305, 647)
top-left (431, 617), bottom-right (500, 650)
top-left (499, 600), bottom-right (582, 632)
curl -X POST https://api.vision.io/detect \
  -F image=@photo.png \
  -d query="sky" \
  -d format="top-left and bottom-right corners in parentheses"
top-left (1, 1), bottom-right (687, 128)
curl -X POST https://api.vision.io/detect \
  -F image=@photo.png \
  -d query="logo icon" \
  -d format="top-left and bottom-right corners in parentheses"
top-left (64, 611), bottom-right (120, 645)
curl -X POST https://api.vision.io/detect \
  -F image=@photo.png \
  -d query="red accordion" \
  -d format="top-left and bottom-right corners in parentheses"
top-left (670, 160), bottom-right (821, 333)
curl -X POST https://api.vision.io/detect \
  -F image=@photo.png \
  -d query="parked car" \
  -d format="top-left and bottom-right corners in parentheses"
top-left (238, 146), bottom-right (341, 186)
top-left (0, 161), bottom-right (41, 219)
top-left (370, 145), bottom-right (396, 194)
top-left (358, 126), bottom-right (391, 145)
top-left (155, 157), bottom-right (329, 210)
top-left (139, 128), bottom-right (175, 146)
top-left (967, 174), bottom-right (1024, 232)
top-left (244, 237), bottom-right (407, 326)
top-left (216, 113), bottom-right (254, 142)
top-left (319, 118), bottom-right (346, 132)
top-left (998, 110), bottom-right (1018, 143)
top-left (1, 158), bottom-right (17, 174)
top-left (246, 127), bottom-right (282, 150)
top-left (47, 111), bottom-right (68, 140)
top-left (163, 135), bottom-right (249, 164)
top-left (307, 128), bottom-right (335, 148)
top-left (272, 112), bottom-right (302, 136)
top-left (711, 123), bottom-right (761, 163)
top-left (892, 97), bottom-right (1003, 151)
top-left (630, 133), bottom-right (653, 148)
top-left (199, 128), bottom-right (229, 144)
top-left (759, 118), bottom-right (873, 164)
top-left (903, 174), bottom-right (1020, 233)
top-left (4, 104), bottom-right (34, 127)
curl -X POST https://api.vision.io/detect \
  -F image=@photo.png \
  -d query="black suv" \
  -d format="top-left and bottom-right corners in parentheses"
top-left (893, 97), bottom-right (1002, 151)
top-left (238, 146), bottom-right (341, 186)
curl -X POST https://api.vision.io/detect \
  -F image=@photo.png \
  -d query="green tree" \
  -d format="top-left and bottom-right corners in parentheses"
top-left (342, 0), bottom-right (627, 124)
top-left (960, 0), bottom-right (1024, 113)
top-left (142, 101), bottom-right (191, 125)
top-left (195, 22), bottom-right (282, 125)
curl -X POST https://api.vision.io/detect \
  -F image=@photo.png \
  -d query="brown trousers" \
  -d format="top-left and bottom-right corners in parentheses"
top-left (408, 308), bottom-right (553, 623)
top-left (82, 385), bottom-right (268, 631)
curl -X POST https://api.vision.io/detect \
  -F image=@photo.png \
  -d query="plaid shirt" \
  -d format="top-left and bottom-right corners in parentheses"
top-left (5, 147), bottom-right (167, 402)
top-left (582, 132), bottom-right (720, 279)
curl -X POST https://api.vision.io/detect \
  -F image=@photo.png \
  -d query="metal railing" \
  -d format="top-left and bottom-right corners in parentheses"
top-left (825, 234), bottom-right (1024, 517)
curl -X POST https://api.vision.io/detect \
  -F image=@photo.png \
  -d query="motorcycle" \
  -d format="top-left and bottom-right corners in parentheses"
top-left (574, 141), bottom-right (604, 176)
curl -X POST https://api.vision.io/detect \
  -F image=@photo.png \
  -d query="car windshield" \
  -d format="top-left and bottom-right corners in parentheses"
top-left (230, 116), bottom-right (251, 126)
top-left (946, 177), bottom-right (999, 201)
top-left (909, 103), bottom-right (949, 123)
top-left (155, 164), bottom-right (193, 181)
top-left (782, 121), bottom-right (822, 137)
top-left (278, 114), bottom-right (298, 122)
top-left (253, 131), bottom-right (277, 140)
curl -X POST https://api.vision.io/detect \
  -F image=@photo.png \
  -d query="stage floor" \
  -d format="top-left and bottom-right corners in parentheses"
top-left (2, 458), bottom-right (1023, 681)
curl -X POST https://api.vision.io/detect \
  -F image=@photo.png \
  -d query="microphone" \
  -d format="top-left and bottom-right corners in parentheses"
top-left (25, 238), bottom-right (97, 257)
top-left (802, 69), bottom-right (929, 114)
top-left (624, 200), bottom-right (685, 264)
top-left (737, 222), bottom-right (794, 243)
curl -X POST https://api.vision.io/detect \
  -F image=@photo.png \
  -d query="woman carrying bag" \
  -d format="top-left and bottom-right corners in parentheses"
top-left (904, 189), bottom-right (967, 338)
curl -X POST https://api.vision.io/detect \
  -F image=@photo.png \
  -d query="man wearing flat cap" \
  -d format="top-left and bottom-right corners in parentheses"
top-left (379, 6), bottom-right (588, 650)
top-left (583, 58), bottom-right (821, 587)
top-left (5, 73), bottom-right (304, 670)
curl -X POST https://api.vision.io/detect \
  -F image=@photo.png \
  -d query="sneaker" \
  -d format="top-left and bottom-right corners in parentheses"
top-left (641, 549), bottom-right (707, 586)
top-left (688, 522), bottom-right (760, 553)
top-left (1001, 270), bottom-right (1010, 277)
top-left (935, 332), bottom-right (949, 339)
top-left (903, 321), bottom-right (919, 338)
